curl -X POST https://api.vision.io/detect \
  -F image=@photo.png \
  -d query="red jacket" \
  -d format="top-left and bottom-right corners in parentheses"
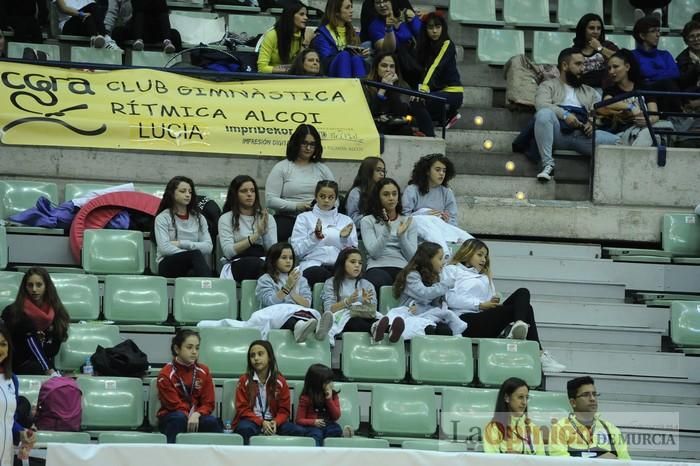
top-left (295, 393), bottom-right (341, 426)
top-left (233, 373), bottom-right (291, 428)
top-left (157, 360), bottom-right (215, 418)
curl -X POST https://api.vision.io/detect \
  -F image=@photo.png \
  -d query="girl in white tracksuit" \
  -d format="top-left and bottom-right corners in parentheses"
top-left (291, 180), bottom-right (358, 288)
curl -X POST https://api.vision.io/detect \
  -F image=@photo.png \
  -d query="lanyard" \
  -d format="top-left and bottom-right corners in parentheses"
top-left (511, 418), bottom-right (534, 455)
top-left (175, 365), bottom-right (197, 402)
top-left (569, 414), bottom-right (594, 451)
top-left (256, 383), bottom-right (271, 420)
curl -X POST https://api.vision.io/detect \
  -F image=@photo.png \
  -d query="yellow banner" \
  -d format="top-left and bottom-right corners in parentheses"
top-left (0, 61), bottom-right (379, 159)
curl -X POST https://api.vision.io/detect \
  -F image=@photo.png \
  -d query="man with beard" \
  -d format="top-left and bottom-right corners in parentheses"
top-left (549, 376), bottom-right (631, 460)
top-left (533, 48), bottom-right (619, 181)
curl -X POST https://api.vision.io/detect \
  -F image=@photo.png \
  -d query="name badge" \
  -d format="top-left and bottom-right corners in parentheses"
top-left (581, 452), bottom-right (597, 458)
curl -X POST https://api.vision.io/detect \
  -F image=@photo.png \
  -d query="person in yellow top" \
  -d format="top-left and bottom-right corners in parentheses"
top-left (549, 376), bottom-right (631, 460)
top-left (483, 377), bottom-right (546, 455)
top-left (257, 2), bottom-right (309, 73)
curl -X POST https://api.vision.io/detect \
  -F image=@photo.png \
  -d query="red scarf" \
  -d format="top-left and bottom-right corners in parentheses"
top-left (23, 298), bottom-right (55, 331)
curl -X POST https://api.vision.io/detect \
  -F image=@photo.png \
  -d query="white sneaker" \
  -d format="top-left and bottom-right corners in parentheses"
top-left (293, 319), bottom-right (317, 343)
top-left (540, 350), bottom-right (566, 373)
top-left (314, 311), bottom-right (333, 340)
top-left (506, 320), bottom-right (529, 339)
top-left (132, 39), bottom-right (144, 51)
top-left (634, 8), bottom-right (645, 21)
top-left (90, 35), bottom-right (106, 48)
top-left (163, 39), bottom-right (175, 54)
top-left (537, 164), bottom-right (554, 181)
top-left (342, 425), bottom-right (354, 438)
top-left (104, 37), bottom-right (122, 52)
top-left (651, 8), bottom-right (662, 21)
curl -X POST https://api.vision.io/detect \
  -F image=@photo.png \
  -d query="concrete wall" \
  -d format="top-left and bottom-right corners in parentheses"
top-left (0, 136), bottom-right (444, 199)
top-left (593, 146), bottom-right (700, 208)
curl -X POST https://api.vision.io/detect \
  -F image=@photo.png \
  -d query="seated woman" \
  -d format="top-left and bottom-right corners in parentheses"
top-left (1, 267), bottom-right (70, 375)
top-left (54, 0), bottom-right (115, 48)
top-left (288, 48), bottom-right (322, 76)
top-left (599, 49), bottom-right (674, 146)
top-left (365, 52), bottom-right (435, 137)
top-left (344, 156), bottom-right (385, 231)
top-left (218, 175), bottom-right (277, 282)
top-left (265, 124), bottom-right (335, 242)
top-left (677, 21), bottom-right (700, 93)
top-left (572, 13), bottom-right (619, 91)
top-left (258, 2), bottom-right (309, 73)
top-left (312, 0), bottom-right (369, 78)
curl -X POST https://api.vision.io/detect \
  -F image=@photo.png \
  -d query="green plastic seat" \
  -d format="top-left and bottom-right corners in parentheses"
top-left (0, 271), bottom-right (22, 309)
top-left (671, 301), bottom-right (700, 347)
top-left (477, 29), bottom-right (525, 66)
top-left (103, 275), bottom-right (168, 324)
top-left (35, 431), bottom-right (92, 444)
top-left (221, 378), bottom-right (238, 423)
top-left (527, 390), bottom-right (571, 433)
top-left (131, 50), bottom-right (181, 68)
top-left (51, 273), bottom-right (100, 321)
top-left (71, 46), bottom-right (123, 64)
top-left (401, 439), bottom-right (468, 451)
top-left (7, 42), bottom-right (61, 60)
top-left (611, 0), bottom-right (636, 31)
top-left (0, 227), bottom-right (6, 270)
top-left (660, 36), bottom-right (687, 60)
top-left (239, 279), bottom-right (260, 320)
top-left (147, 377), bottom-right (161, 428)
top-left (477, 339), bottom-right (542, 387)
top-left (250, 436), bottom-right (316, 447)
top-left (341, 332), bottom-right (406, 382)
top-left (55, 324), bottom-right (121, 372)
top-left (227, 14), bottom-right (276, 40)
top-left (662, 213), bottom-right (700, 256)
top-left (98, 432), bottom-right (166, 443)
top-left (557, 0), bottom-right (603, 28)
top-left (78, 376), bottom-right (144, 429)
top-left (82, 229), bottom-right (145, 275)
top-left (503, 0), bottom-right (558, 28)
top-left (198, 187), bottom-right (228, 209)
top-left (606, 34), bottom-right (636, 51)
top-left (324, 437), bottom-right (390, 448)
top-left (440, 387), bottom-right (498, 442)
top-left (174, 277), bottom-right (237, 324)
top-left (370, 384), bottom-right (436, 437)
top-left (668, 0), bottom-right (698, 30)
top-left (0, 180), bottom-right (59, 220)
top-left (378, 285), bottom-right (398, 314)
top-left (18, 375), bottom-right (48, 407)
top-left (198, 327), bottom-right (261, 377)
top-left (312, 282), bottom-right (324, 311)
top-left (176, 432), bottom-right (244, 445)
top-left (64, 183), bottom-right (116, 201)
top-left (268, 329), bottom-right (331, 379)
top-left (410, 336), bottom-right (473, 385)
top-left (448, 0), bottom-right (503, 26)
top-left (533, 31), bottom-right (575, 65)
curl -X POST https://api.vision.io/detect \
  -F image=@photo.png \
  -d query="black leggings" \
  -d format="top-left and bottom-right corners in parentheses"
top-left (342, 316), bottom-right (377, 333)
top-left (365, 266), bottom-right (402, 294)
top-left (62, 3), bottom-right (106, 36)
top-left (274, 214), bottom-right (296, 243)
top-left (302, 265), bottom-right (334, 289)
top-left (228, 257), bottom-right (265, 282)
top-left (460, 288), bottom-right (541, 349)
top-left (158, 250), bottom-right (212, 278)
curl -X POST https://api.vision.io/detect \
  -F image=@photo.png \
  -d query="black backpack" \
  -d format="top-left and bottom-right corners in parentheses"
top-left (90, 339), bottom-right (149, 378)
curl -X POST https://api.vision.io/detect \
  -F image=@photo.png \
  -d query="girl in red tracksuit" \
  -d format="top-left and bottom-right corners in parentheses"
top-left (157, 329), bottom-right (221, 443)
top-left (233, 340), bottom-right (307, 444)
top-left (295, 363), bottom-right (346, 446)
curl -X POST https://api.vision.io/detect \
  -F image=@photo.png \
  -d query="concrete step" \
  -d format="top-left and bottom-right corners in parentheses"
top-left (543, 347), bottom-right (692, 379)
top-left (493, 277), bottom-right (626, 302)
top-left (461, 87), bottom-right (494, 108)
top-left (453, 174), bottom-right (588, 201)
top-left (600, 400), bottom-right (700, 432)
top-left (533, 300), bottom-right (670, 332)
top-left (545, 372), bottom-right (700, 405)
top-left (538, 324), bottom-right (663, 352)
top-left (487, 239), bottom-right (602, 259)
top-left (449, 150), bottom-right (590, 182)
top-left (452, 107), bottom-right (531, 131)
top-left (457, 63), bottom-right (506, 88)
top-left (446, 129), bottom-right (518, 154)
top-left (491, 256), bottom-right (620, 284)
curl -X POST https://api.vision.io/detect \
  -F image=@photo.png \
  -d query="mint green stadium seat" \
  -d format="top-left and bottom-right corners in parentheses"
top-left (239, 279), bottom-right (260, 320)
top-left (607, 34), bottom-right (636, 51)
top-left (312, 282), bottom-right (324, 311)
top-left (7, 43), bottom-right (61, 60)
top-left (477, 29), bottom-right (525, 66)
top-left (611, 0), bottom-right (637, 31)
top-left (103, 275), bottom-right (168, 324)
top-left (527, 390), bottom-right (571, 438)
top-left (268, 329), bottom-right (331, 379)
top-left (198, 327), bottom-right (261, 377)
top-left (134, 184), bottom-right (165, 199)
top-left (0, 271), bottom-right (22, 309)
top-left (448, 0), bottom-right (504, 26)
top-left (78, 376), bottom-right (144, 429)
top-left (18, 375), bottom-right (48, 407)
top-left (533, 31), bottom-right (575, 65)
top-left (71, 46), bottom-right (123, 65)
top-left (668, 0), bottom-right (699, 30)
top-left (55, 324), bottom-right (121, 372)
top-left (341, 332), bottom-right (406, 382)
top-left (440, 387), bottom-right (498, 442)
top-left (227, 14), bottom-right (276, 42)
top-left (378, 285), bottom-right (398, 314)
top-left (0, 180), bottom-right (59, 220)
top-left (401, 439), bottom-right (468, 451)
top-left (671, 301), bottom-right (700, 347)
top-left (35, 431), bottom-right (92, 444)
top-left (51, 273), bottom-right (100, 321)
top-left (660, 36), bottom-right (687, 60)
top-left (503, 0), bottom-right (558, 28)
top-left (198, 187), bottom-right (228, 209)
top-left (662, 213), bottom-right (700, 256)
top-left (64, 183), bottom-right (116, 201)
top-left (221, 378), bottom-right (238, 423)
top-left (477, 339), bottom-right (542, 387)
top-left (148, 377), bottom-right (160, 428)
top-left (174, 277), bottom-right (237, 324)
top-left (250, 436), bottom-right (316, 447)
top-left (557, 0), bottom-right (603, 28)
top-left (0, 227), bottom-right (7, 269)
top-left (131, 50), bottom-right (181, 68)
top-left (325, 437), bottom-right (390, 448)
top-left (176, 432), bottom-right (244, 445)
top-left (98, 432), bottom-right (166, 443)
top-left (370, 384), bottom-right (436, 438)
top-left (82, 229), bottom-right (145, 275)
top-left (410, 336), bottom-right (473, 385)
